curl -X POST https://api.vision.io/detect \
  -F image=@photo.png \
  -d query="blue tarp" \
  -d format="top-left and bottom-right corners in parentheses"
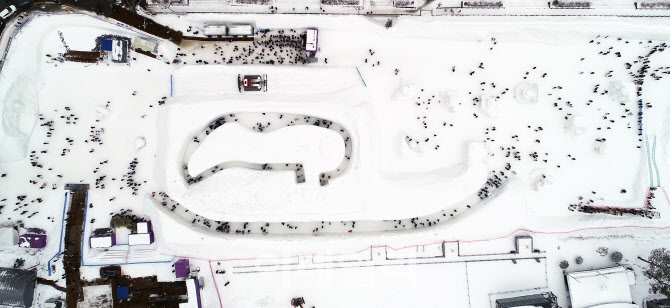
top-left (101, 40), bottom-right (113, 51)
top-left (116, 286), bottom-right (129, 300)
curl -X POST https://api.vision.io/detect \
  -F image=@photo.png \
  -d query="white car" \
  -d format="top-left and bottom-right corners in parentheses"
top-left (0, 5), bottom-right (16, 19)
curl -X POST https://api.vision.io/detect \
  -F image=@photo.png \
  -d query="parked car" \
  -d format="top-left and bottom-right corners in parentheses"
top-left (100, 265), bottom-right (121, 278)
top-left (0, 5), bottom-right (16, 19)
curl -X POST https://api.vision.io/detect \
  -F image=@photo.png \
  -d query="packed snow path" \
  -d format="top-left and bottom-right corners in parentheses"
top-left (182, 112), bottom-right (353, 186)
top-left (151, 188), bottom-right (488, 235)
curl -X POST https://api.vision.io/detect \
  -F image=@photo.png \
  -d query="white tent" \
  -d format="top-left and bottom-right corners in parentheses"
top-left (566, 266), bottom-right (636, 308)
top-left (0, 228), bottom-right (18, 248)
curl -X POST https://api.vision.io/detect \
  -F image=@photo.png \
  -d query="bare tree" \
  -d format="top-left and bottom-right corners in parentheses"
top-left (639, 248), bottom-right (670, 297)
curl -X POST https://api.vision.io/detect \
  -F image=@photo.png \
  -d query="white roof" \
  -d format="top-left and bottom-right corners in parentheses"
top-left (137, 222), bottom-right (150, 234)
top-left (129, 233), bottom-right (152, 246)
top-left (131, 37), bottom-right (157, 53)
top-left (203, 25), bottom-right (228, 36)
top-left (228, 25), bottom-right (254, 36)
top-left (566, 266), bottom-right (634, 308)
top-left (112, 41), bottom-right (123, 61)
top-left (0, 228), bottom-right (18, 247)
top-left (90, 236), bottom-right (113, 248)
top-left (306, 29), bottom-right (318, 52)
top-left (179, 278), bottom-right (199, 308)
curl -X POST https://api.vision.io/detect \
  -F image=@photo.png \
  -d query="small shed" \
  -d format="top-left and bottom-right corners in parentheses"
top-left (0, 228), bottom-right (18, 248)
top-left (90, 235), bottom-right (115, 248)
top-left (128, 233), bottom-right (154, 246)
top-left (136, 221), bottom-right (152, 234)
top-left (175, 259), bottom-right (190, 278)
top-left (18, 234), bottom-right (47, 249)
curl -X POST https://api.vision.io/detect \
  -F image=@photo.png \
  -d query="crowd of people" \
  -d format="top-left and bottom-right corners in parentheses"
top-left (173, 29), bottom-right (309, 66)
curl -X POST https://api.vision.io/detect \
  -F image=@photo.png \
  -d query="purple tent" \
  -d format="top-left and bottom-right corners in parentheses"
top-left (18, 234), bottom-right (46, 249)
top-left (174, 259), bottom-right (190, 278)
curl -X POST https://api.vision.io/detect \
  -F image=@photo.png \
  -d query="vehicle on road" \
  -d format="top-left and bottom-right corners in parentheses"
top-left (100, 265), bottom-right (121, 278)
top-left (0, 5), bottom-right (16, 19)
top-left (238, 74), bottom-right (267, 92)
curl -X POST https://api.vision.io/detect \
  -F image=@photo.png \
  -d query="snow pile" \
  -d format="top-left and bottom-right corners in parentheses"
top-left (565, 115), bottom-right (589, 136)
top-left (135, 137), bottom-right (147, 151)
top-left (532, 169), bottom-right (553, 191)
top-left (513, 82), bottom-right (539, 104)
top-left (608, 81), bottom-right (634, 103)
top-left (404, 134), bottom-right (423, 154)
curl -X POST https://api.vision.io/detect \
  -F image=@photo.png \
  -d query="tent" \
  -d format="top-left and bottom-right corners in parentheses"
top-left (566, 266), bottom-right (636, 308)
top-left (0, 228), bottom-right (18, 248)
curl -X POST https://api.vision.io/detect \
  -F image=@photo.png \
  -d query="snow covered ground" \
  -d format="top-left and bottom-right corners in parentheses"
top-left (2, 9), bottom-right (670, 308)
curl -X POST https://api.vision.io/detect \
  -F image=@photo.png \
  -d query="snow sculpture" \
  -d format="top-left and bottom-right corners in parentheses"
top-left (440, 92), bottom-right (463, 112)
top-left (135, 137), bottom-right (146, 150)
top-left (595, 141), bottom-right (607, 154)
top-left (566, 115), bottom-right (588, 136)
top-left (404, 136), bottom-right (423, 154)
top-left (0, 76), bottom-right (39, 162)
top-left (535, 172), bottom-right (553, 191)
top-left (608, 81), bottom-right (634, 104)
top-left (393, 80), bottom-right (417, 100)
top-left (513, 82), bottom-right (539, 104)
top-left (480, 94), bottom-right (500, 117)
top-left (96, 106), bottom-right (110, 119)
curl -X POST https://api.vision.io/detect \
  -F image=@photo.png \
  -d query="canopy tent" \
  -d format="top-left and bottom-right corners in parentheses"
top-left (0, 228), bottom-right (18, 248)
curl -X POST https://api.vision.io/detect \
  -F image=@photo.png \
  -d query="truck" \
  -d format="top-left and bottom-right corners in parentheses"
top-left (238, 74), bottom-right (267, 92)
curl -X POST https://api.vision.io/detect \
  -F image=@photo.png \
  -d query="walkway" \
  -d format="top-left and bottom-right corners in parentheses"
top-left (63, 184), bottom-right (89, 308)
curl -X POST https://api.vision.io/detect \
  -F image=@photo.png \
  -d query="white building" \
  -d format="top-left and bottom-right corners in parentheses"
top-left (565, 265), bottom-right (637, 308)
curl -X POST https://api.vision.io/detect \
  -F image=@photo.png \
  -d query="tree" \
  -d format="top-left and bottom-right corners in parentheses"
top-left (575, 256), bottom-right (584, 265)
top-left (597, 247), bottom-right (609, 256)
top-left (611, 252), bottom-right (623, 263)
top-left (639, 248), bottom-right (670, 297)
top-left (559, 260), bottom-right (569, 269)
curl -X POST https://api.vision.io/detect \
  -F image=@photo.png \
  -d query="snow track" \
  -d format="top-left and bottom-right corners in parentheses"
top-left (181, 112), bottom-right (352, 186)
